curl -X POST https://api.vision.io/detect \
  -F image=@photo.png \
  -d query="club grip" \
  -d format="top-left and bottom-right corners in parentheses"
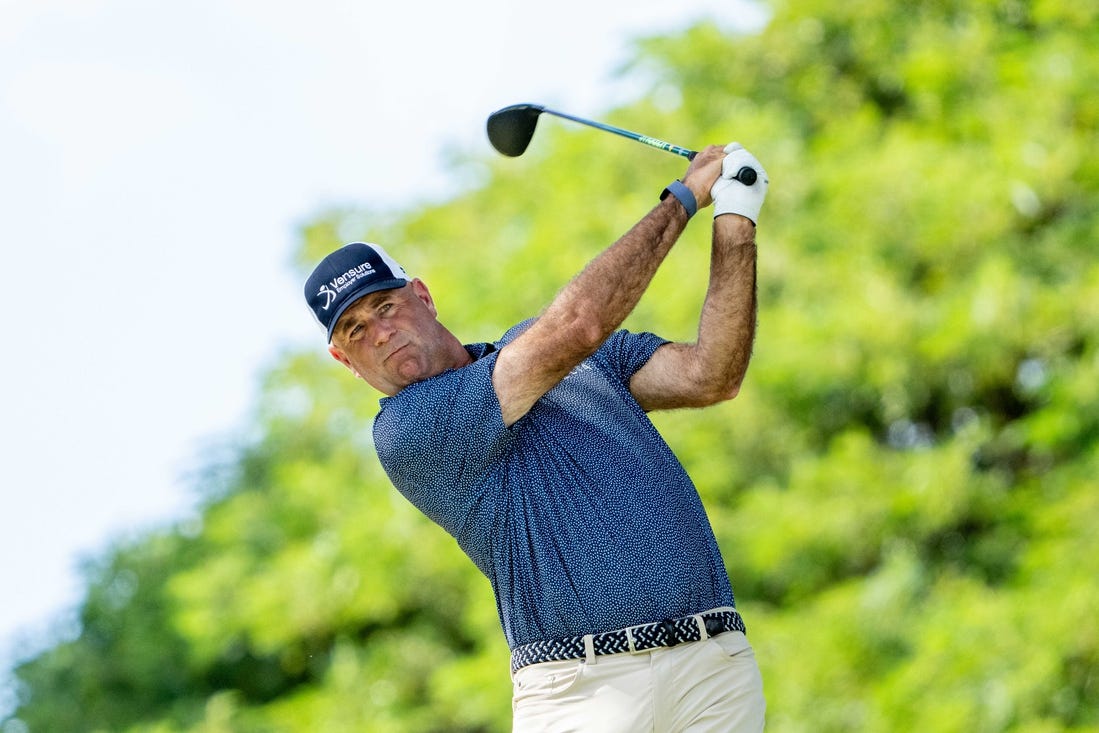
top-left (686, 155), bottom-right (756, 186)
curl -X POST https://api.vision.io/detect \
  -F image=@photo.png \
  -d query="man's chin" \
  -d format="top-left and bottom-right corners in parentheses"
top-left (390, 359), bottom-right (431, 389)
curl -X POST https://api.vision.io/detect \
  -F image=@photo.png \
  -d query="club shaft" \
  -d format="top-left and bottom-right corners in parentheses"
top-left (542, 107), bottom-right (697, 160)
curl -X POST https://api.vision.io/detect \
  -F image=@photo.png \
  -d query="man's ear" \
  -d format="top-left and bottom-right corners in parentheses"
top-left (328, 345), bottom-right (359, 377)
top-left (410, 278), bottom-right (438, 317)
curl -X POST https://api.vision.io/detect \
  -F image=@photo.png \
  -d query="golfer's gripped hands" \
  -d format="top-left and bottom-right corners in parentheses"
top-left (680, 144), bottom-right (728, 210)
top-left (712, 142), bottom-right (768, 224)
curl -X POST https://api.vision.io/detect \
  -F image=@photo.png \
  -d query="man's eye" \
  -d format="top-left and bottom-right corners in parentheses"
top-left (349, 325), bottom-right (364, 340)
top-left (378, 303), bottom-right (393, 314)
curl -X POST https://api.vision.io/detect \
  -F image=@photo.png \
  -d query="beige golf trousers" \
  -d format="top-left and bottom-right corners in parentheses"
top-left (511, 629), bottom-right (766, 732)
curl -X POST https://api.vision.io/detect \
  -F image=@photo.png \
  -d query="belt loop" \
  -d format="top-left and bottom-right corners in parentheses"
top-left (583, 634), bottom-right (596, 664)
top-left (694, 613), bottom-right (710, 641)
top-left (625, 627), bottom-right (637, 653)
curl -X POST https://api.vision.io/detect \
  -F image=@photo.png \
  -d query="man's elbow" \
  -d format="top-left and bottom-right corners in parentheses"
top-left (689, 376), bottom-right (743, 407)
top-left (550, 305), bottom-right (611, 356)
top-left (718, 381), bottom-right (743, 402)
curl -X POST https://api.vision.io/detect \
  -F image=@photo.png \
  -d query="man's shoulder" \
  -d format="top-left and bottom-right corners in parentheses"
top-left (498, 318), bottom-right (536, 346)
top-left (372, 341), bottom-right (511, 499)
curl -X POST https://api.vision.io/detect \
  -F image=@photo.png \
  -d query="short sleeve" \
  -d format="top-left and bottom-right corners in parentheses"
top-left (599, 329), bottom-right (669, 382)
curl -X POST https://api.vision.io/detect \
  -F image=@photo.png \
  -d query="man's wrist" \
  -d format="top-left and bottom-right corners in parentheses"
top-left (715, 213), bottom-right (757, 242)
top-left (660, 180), bottom-right (697, 219)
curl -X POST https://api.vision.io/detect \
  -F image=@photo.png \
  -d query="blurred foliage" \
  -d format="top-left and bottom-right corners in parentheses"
top-left (6, 0), bottom-right (1098, 730)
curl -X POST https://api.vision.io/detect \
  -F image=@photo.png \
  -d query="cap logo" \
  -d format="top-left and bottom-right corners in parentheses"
top-left (319, 261), bottom-right (378, 310)
top-left (316, 284), bottom-right (338, 310)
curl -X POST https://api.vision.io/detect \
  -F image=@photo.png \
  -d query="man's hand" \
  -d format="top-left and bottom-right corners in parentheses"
top-left (680, 145), bottom-right (728, 210)
top-left (711, 143), bottom-right (769, 224)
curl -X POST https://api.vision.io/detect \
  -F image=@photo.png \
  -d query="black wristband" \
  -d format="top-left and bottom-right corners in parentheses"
top-left (660, 180), bottom-right (697, 219)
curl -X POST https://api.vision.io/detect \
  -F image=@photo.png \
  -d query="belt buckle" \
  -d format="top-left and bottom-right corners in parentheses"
top-left (623, 624), bottom-right (648, 655)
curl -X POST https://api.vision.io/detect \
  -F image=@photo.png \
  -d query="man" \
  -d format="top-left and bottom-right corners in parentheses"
top-left (305, 142), bottom-right (768, 731)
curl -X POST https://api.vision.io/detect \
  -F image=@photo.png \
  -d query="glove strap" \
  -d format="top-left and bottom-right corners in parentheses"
top-left (660, 180), bottom-right (697, 219)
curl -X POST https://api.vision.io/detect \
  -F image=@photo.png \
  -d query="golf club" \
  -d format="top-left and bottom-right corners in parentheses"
top-left (486, 103), bottom-right (757, 185)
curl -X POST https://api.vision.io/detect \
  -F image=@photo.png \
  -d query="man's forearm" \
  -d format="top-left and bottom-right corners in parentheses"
top-left (492, 198), bottom-right (690, 426)
top-left (492, 145), bottom-right (727, 426)
top-left (539, 197), bottom-right (688, 354)
top-left (529, 144), bottom-right (726, 364)
top-left (694, 215), bottom-right (758, 399)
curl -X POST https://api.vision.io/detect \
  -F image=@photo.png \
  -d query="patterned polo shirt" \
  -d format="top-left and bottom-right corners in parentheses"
top-left (373, 321), bottom-right (735, 648)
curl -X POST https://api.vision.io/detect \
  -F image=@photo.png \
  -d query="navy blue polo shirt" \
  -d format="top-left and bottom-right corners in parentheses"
top-left (373, 322), bottom-right (735, 649)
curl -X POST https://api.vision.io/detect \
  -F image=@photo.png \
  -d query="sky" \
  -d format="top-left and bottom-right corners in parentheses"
top-left (0, 0), bottom-right (766, 711)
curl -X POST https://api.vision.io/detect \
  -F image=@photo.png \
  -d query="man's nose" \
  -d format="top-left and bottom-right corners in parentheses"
top-left (371, 320), bottom-right (395, 346)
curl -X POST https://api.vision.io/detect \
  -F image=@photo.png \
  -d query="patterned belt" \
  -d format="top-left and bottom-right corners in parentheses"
top-left (510, 608), bottom-right (746, 673)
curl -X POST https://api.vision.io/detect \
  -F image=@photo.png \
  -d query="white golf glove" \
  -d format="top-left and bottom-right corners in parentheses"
top-left (711, 142), bottom-right (769, 224)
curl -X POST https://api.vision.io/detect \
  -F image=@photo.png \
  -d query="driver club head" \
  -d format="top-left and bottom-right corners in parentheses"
top-left (486, 103), bottom-right (546, 157)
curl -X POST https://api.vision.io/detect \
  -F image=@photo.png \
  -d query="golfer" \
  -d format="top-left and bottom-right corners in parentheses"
top-left (305, 142), bottom-right (768, 731)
